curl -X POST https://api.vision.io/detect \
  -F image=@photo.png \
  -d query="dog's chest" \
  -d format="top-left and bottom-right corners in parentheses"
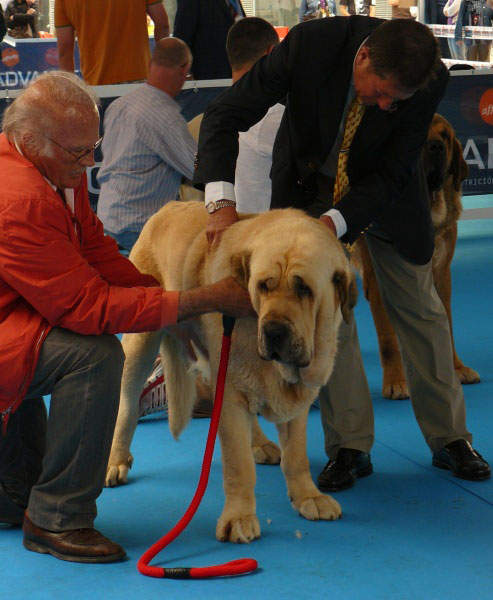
top-left (227, 334), bottom-right (315, 422)
top-left (431, 191), bottom-right (448, 230)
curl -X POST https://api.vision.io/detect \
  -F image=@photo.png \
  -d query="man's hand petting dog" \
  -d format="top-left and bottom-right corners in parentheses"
top-left (320, 214), bottom-right (337, 236)
top-left (206, 205), bottom-right (239, 247)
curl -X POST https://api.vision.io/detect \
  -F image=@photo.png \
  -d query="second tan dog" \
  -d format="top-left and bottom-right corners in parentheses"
top-left (107, 201), bottom-right (357, 542)
top-left (352, 114), bottom-right (479, 399)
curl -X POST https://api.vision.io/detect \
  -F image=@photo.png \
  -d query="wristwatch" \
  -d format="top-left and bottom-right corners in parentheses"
top-left (206, 200), bottom-right (237, 214)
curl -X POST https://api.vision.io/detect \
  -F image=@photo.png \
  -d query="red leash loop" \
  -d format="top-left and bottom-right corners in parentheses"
top-left (137, 316), bottom-right (258, 579)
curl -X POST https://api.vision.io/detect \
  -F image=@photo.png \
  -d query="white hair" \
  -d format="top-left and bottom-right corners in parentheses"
top-left (2, 71), bottom-right (100, 157)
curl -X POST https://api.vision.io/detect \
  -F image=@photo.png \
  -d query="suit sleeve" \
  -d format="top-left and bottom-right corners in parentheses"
top-left (193, 25), bottom-right (300, 188)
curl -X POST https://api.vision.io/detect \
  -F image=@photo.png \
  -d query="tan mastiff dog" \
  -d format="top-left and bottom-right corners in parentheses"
top-left (352, 114), bottom-right (478, 399)
top-left (107, 201), bottom-right (357, 542)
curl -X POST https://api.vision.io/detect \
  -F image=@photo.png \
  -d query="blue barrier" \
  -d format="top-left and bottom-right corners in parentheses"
top-left (1, 38), bottom-right (493, 197)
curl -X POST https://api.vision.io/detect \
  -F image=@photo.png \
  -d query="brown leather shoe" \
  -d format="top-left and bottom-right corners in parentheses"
top-left (22, 512), bottom-right (126, 563)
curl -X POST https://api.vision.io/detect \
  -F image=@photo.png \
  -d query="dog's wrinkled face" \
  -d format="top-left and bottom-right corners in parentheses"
top-left (422, 114), bottom-right (469, 196)
top-left (231, 212), bottom-right (356, 387)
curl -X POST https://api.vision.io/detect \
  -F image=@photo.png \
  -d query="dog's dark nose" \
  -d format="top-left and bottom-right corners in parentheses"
top-left (425, 139), bottom-right (445, 157)
top-left (262, 321), bottom-right (290, 360)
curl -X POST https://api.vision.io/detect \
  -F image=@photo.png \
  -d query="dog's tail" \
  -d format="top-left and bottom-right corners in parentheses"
top-left (161, 335), bottom-right (197, 439)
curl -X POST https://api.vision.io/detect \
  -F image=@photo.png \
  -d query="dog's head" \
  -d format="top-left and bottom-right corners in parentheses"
top-left (230, 210), bottom-right (356, 387)
top-left (422, 113), bottom-right (469, 195)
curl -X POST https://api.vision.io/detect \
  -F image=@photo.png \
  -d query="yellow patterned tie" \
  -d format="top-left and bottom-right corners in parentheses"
top-left (333, 95), bottom-right (366, 205)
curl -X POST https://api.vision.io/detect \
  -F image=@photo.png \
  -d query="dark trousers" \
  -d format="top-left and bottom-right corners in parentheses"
top-left (0, 327), bottom-right (124, 531)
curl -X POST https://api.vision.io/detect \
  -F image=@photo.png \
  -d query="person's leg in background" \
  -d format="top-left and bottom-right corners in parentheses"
top-left (447, 36), bottom-right (465, 60)
top-left (466, 42), bottom-right (480, 61)
top-left (477, 41), bottom-right (491, 62)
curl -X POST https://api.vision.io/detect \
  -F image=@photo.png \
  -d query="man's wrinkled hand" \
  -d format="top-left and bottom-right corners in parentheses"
top-left (216, 276), bottom-right (256, 319)
top-left (206, 206), bottom-right (239, 248)
top-left (320, 214), bottom-right (337, 236)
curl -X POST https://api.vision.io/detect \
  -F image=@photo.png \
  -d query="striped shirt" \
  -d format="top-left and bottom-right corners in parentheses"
top-left (97, 83), bottom-right (196, 250)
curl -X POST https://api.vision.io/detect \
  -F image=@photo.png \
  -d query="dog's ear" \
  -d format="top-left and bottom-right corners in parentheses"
top-left (333, 269), bottom-right (358, 323)
top-left (451, 137), bottom-right (469, 192)
top-left (230, 251), bottom-right (251, 288)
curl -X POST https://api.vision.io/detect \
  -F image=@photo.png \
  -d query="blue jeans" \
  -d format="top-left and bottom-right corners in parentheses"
top-left (448, 38), bottom-right (465, 60)
top-left (0, 328), bottom-right (124, 531)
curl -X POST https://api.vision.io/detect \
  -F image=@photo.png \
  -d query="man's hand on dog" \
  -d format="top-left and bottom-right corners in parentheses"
top-left (206, 206), bottom-right (239, 247)
top-left (320, 214), bottom-right (337, 236)
top-left (178, 276), bottom-right (255, 321)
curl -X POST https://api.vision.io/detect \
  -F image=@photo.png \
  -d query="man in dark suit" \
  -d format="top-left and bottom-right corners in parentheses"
top-left (193, 17), bottom-right (490, 489)
top-left (173, 0), bottom-right (246, 120)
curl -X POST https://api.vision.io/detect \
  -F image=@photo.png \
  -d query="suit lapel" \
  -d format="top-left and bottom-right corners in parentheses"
top-left (318, 25), bottom-right (369, 158)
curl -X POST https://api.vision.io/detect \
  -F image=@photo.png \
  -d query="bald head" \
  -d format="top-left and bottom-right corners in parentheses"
top-left (148, 37), bottom-right (192, 97)
top-left (151, 37), bottom-right (192, 70)
top-left (2, 71), bottom-right (99, 157)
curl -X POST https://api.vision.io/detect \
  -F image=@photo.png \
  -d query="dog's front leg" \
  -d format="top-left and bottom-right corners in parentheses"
top-left (276, 408), bottom-right (341, 521)
top-left (216, 391), bottom-right (260, 543)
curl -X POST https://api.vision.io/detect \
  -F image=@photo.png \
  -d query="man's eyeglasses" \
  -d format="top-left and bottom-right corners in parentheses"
top-left (46, 135), bottom-right (103, 162)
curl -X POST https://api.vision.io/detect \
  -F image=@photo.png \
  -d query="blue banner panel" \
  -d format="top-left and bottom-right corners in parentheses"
top-left (0, 38), bottom-right (80, 88)
top-left (437, 73), bottom-right (493, 196)
top-left (1, 40), bottom-right (493, 198)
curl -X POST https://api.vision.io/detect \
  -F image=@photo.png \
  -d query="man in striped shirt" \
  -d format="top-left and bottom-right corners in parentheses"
top-left (97, 37), bottom-right (196, 252)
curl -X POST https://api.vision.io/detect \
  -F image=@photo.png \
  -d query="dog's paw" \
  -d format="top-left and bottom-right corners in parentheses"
top-left (455, 365), bottom-right (480, 385)
top-left (105, 454), bottom-right (133, 487)
top-left (216, 513), bottom-right (261, 543)
top-left (382, 380), bottom-right (409, 400)
top-left (293, 493), bottom-right (342, 521)
top-left (252, 440), bottom-right (281, 465)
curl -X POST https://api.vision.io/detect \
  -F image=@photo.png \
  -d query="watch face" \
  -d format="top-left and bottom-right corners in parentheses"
top-left (206, 202), bottom-right (215, 214)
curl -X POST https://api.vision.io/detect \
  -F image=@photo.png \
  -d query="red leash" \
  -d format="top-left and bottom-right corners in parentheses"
top-left (137, 316), bottom-right (258, 579)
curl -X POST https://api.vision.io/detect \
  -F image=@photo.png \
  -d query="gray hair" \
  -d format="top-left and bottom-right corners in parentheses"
top-left (2, 71), bottom-right (100, 157)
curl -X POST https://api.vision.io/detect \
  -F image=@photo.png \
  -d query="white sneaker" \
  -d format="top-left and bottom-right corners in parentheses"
top-left (138, 358), bottom-right (167, 419)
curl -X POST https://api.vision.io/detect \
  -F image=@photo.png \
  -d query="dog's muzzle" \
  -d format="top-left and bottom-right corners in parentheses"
top-left (422, 138), bottom-right (447, 194)
top-left (259, 319), bottom-right (309, 367)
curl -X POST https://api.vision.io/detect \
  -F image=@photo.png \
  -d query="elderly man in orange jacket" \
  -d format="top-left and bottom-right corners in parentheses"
top-left (0, 71), bottom-right (253, 564)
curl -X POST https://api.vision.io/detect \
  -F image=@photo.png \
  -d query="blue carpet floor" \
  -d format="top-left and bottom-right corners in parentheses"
top-left (2, 198), bottom-right (493, 599)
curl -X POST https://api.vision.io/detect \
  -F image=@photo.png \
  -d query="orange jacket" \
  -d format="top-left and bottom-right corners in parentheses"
top-left (0, 134), bottom-right (178, 425)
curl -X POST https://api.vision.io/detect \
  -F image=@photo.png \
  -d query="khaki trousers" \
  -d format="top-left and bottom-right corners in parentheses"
top-left (318, 233), bottom-right (471, 458)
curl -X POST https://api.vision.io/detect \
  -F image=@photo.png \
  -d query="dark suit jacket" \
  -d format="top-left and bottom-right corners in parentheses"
top-left (173, 0), bottom-right (245, 80)
top-left (194, 16), bottom-right (449, 264)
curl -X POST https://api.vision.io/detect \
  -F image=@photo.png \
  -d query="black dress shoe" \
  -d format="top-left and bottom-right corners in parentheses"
top-left (432, 439), bottom-right (490, 481)
top-left (0, 483), bottom-right (26, 526)
top-left (317, 448), bottom-right (373, 492)
top-left (23, 512), bottom-right (126, 563)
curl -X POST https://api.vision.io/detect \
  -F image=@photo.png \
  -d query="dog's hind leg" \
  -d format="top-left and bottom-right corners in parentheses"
top-left (276, 409), bottom-right (341, 522)
top-left (356, 237), bottom-right (409, 399)
top-left (162, 333), bottom-right (198, 439)
top-left (106, 330), bottom-right (163, 487)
